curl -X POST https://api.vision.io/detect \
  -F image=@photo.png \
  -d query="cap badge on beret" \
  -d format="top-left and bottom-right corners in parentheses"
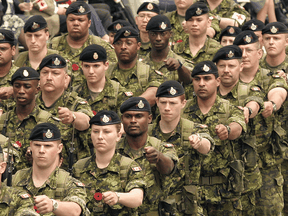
top-left (53, 58), bottom-right (60, 66)
top-left (101, 115), bottom-right (110, 123)
top-left (137, 100), bottom-right (145, 109)
top-left (78, 5), bottom-right (85, 13)
top-left (0, 33), bottom-right (5, 41)
top-left (228, 27), bottom-right (235, 34)
top-left (23, 70), bottom-right (29, 77)
top-left (251, 23), bottom-right (257, 31)
top-left (115, 23), bottom-right (122, 31)
top-left (124, 30), bottom-right (131, 37)
top-left (244, 35), bottom-right (252, 43)
top-left (147, 3), bottom-right (153, 10)
top-left (93, 52), bottom-right (98, 60)
top-left (196, 8), bottom-right (202, 15)
top-left (227, 50), bottom-right (234, 58)
top-left (160, 22), bottom-right (167, 30)
top-left (32, 22), bottom-right (40, 30)
top-left (45, 129), bottom-right (53, 139)
top-left (169, 87), bottom-right (177, 95)
top-left (271, 26), bottom-right (278, 33)
top-left (203, 64), bottom-right (210, 72)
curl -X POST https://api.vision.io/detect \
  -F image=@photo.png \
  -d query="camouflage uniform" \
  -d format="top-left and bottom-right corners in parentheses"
top-left (36, 91), bottom-right (94, 171)
top-left (49, 33), bottom-right (117, 87)
top-left (138, 42), bottom-right (152, 61)
top-left (218, 81), bottom-right (264, 215)
top-left (116, 135), bottom-right (178, 215)
top-left (0, 184), bottom-right (39, 216)
top-left (182, 95), bottom-right (247, 216)
top-left (73, 153), bottom-right (146, 215)
top-left (12, 167), bottom-right (88, 216)
top-left (0, 105), bottom-right (59, 172)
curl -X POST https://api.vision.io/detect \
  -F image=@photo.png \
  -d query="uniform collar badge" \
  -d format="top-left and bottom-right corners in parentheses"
top-left (244, 35), bottom-right (252, 43)
top-left (250, 23), bottom-right (257, 31)
top-left (147, 3), bottom-right (154, 10)
top-left (271, 26), bottom-right (278, 33)
top-left (160, 22), bottom-right (167, 30)
top-left (169, 87), bottom-right (177, 95)
top-left (0, 33), bottom-right (5, 40)
top-left (115, 23), bottom-right (122, 31)
top-left (228, 27), bottom-right (235, 34)
top-left (227, 50), bottom-right (234, 58)
top-left (32, 22), bottom-right (39, 30)
top-left (45, 129), bottom-right (53, 139)
top-left (78, 6), bottom-right (85, 13)
top-left (196, 8), bottom-right (202, 15)
top-left (138, 100), bottom-right (144, 109)
top-left (23, 70), bottom-right (29, 77)
top-left (203, 64), bottom-right (210, 72)
top-left (93, 52), bottom-right (98, 60)
top-left (124, 30), bottom-right (131, 37)
top-left (53, 57), bottom-right (61, 66)
top-left (101, 115), bottom-right (110, 123)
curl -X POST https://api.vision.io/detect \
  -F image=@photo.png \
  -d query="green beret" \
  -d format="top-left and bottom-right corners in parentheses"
top-left (242, 19), bottom-right (265, 32)
top-left (185, 2), bottom-right (209, 21)
top-left (156, 80), bottom-right (184, 98)
top-left (120, 97), bottom-right (151, 113)
top-left (11, 67), bottom-right (40, 85)
top-left (213, 45), bottom-right (242, 63)
top-left (80, 44), bottom-right (107, 62)
top-left (262, 22), bottom-right (288, 34)
top-left (29, 123), bottom-right (61, 141)
top-left (0, 29), bottom-right (15, 45)
top-left (66, 1), bottom-right (90, 16)
top-left (146, 15), bottom-right (171, 31)
top-left (39, 54), bottom-right (67, 71)
top-left (137, 2), bottom-right (160, 14)
top-left (219, 26), bottom-right (241, 42)
top-left (113, 26), bottom-right (139, 44)
top-left (107, 20), bottom-right (131, 33)
top-left (192, 61), bottom-right (218, 77)
top-left (24, 15), bottom-right (47, 33)
top-left (233, 31), bottom-right (258, 46)
top-left (90, 110), bottom-right (121, 126)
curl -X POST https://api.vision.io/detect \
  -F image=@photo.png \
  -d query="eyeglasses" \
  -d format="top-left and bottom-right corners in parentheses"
top-left (138, 14), bottom-right (154, 19)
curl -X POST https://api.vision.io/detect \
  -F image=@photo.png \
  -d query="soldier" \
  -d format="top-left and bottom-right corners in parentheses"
top-left (107, 26), bottom-right (163, 107)
top-left (73, 110), bottom-right (145, 215)
top-left (0, 144), bottom-right (39, 216)
top-left (135, 2), bottom-right (159, 60)
top-left (11, 123), bottom-right (88, 216)
top-left (242, 19), bottom-right (265, 47)
top-left (107, 20), bottom-right (131, 45)
top-left (117, 97), bottom-right (178, 214)
top-left (182, 61), bottom-right (247, 215)
top-left (49, 1), bottom-right (117, 87)
top-left (148, 80), bottom-right (215, 215)
top-left (219, 26), bottom-right (241, 46)
top-left (233, 30), bottom-right (288, 215)
top-left (14, 15), bottom-right (57, 70)
top-left (36, 54), bottom-right (93, 171)
top-left (213, 45), bottom-right (263, 215)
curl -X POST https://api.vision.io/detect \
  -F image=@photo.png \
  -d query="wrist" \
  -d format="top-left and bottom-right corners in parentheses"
top-left (71, 112), bottom-right (76, 124)
top-left (225, 125), bottom-right (231, 135)
top-left (177, 59), bottom-right (183, 70)
top-left (269, 100), bottom-right (277, 112)
top-left (246, 106), bottom-right (253, 116)
top-left (115, 192), bottom-right (120, 203)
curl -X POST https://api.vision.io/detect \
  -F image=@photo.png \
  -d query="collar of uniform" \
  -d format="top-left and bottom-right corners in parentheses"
top-left (218, 81), bottom-right (239, 100)
top-left (37, 92), bottom-right (66, 114)
top-left (140, 41), bottom-right (152, 50)
top-left (110, 64), bottom-right (137, 86)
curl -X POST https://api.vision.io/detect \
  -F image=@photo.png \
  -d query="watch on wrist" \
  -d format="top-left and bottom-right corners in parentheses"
top-left (246, 107), bottom-right (253, 116)
top-left (51, 199), bottom-right (58, 212)
top-left (72, 112), bottom-right (76, 123)
top-left (270, 101), bottom-right (277, 112)
top-left (115, 192), bottom-right (120, 203)
top-left (177, 59), bottom-right (183, 70)
top-left (225, 125), bottom-right (231, 135)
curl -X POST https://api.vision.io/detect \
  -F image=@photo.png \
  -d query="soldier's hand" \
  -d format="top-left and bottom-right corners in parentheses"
top-left (25, 147), bottom-right (33, 164)
top-left (102, 191), bottom-right (118, 206)
top-left (181, 20), bottom-right (188, 33)
top-left (144, 146), bottom-right (160, 164)
top-left (243, 107), bottom-right (250, 124)
top-left (58, 107), bottom-right (74, 124)
top-left (0, 86), bottom-right (13, 99)
top-left (262, 101), bottom-right (273, 118)
top-left (276, 69), bottom-right (286, 80)
top-left (189, 134), bottom-right (201, 149)
top-left (164, 58), bottom-right (180, 71)
top-left (34, 195), bottom-right (54, 214)
top-left (215, 124), bottom-right (228, 140)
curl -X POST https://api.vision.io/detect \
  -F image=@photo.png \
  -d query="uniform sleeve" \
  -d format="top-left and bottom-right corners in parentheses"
top-left (75, 97), bottom-right (94, 118)
top-left (193, 123), bottom-right (216, 152)
top-left (268, 74), bottom-right (288, 93)
top-left (32, 0), bottom-right (55, 16)
top-left (125, 160), bottom-right (147, 193)
top-left (159, 142), bottom-right (179, 163)
top-left (147, 67), bottom-right (164, 88)
top-left (227, 105), bottom-right (247, 133)
top-left (14, 190), bottom-right (39, 216)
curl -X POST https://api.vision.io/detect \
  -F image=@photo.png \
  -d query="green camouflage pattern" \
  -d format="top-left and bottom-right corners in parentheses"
top-left (138, 42), bottom-right (152, 61)
top-left (73, 153), bottom-right (146, 215)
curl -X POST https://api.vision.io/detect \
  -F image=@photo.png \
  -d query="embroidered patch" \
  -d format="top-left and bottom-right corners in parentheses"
top-left (251, 86), bottom-right (261, 91)
top-left (20, 193), bottom-right (31, 198)
top-left (164, 143), bottom-right (174, 148)
top-left (75, 182), bottom-right (85, 187)
top-left (132, 166), bottom-right (142, 171)
top-left (155, 70), bottom-right (164, 76)
top-left (125, 92), bottom-right (133, 96)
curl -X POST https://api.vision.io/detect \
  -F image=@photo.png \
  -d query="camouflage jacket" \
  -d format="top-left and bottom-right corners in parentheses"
top-left (138, 41), bottom-right (152, 61)
top-left (73, 153), bottom-right (146, 215)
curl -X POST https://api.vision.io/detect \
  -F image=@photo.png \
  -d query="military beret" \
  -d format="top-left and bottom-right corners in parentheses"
top-left (120, 97), bottom-right (151, 113)
top-left (29, 123), bottom-right (61, 141)
top-left (113, 26), bottom-right (139, 44)
top-left (0, 29), bottom-right (15, 45)
top-left (146, 15), bottom-right (171, 31)
top-left (107, 20), bottom-right (131, 33)
top-left (137, 2), bottom-right (160, 14)
top-left (242, 19), bottom-right (265, 32)
top-left (11, 67), bottom-right (40, 85)
top-left (185, 2), bottom-right (209, 21)
top-left (90, 110), bottom-right (121, 126)
top-left (192, 61), bottom-right (218, 77)
top-left (39, 54), bottom-right (67, 71)
top-left (24, 15), bottom-right (47, 33)
top-left (66, 1), bottom-right (90, 16)
top-left (233, 30), bottom-right (258, 46)
top-left (156, 80), bottom-right (185, 98)
top-left (262, 22), bottom-right (288, 34)
top-left (212, 45), bottom-right (242, 63)
top-left (80, 44), bottom-right (107, 62)
top-left (219, 26), bottom-right (242, 42)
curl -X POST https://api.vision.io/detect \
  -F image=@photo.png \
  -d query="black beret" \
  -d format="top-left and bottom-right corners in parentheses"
top-left (11, 67), bottom-right (40, 85)
top-left (24, 15), bottom-right (47, 33)
top-left (192, 61), bottom-right (218, 77)
top-left (146, 15), bottom-right (171, 31)
top-left (219, 26), bottom-right (242, 42)
top-left (213, 45), bottom-right (242, 63)
top-left (262, 22), bottom-right (288, 34)
top-left (80, 44), bottom-right (107, 62)
top-left (66, 1), bottom-right (90, 16)
top-left (39, 54), bottom-right (67, 71)
top-left (120, 97), bottom-right (151, 113)
top-left (113, 26), bottom-right (139, 44)
top-left (107, 20), bottom-right (131, 33)
top-left (137, 2), bottom-right (160, 14)
top-left (242, 19), bottom-right (265, 32)
top-left (90, 110), bottom-right (121, 126)
top-left (156, 80), bottom-right (185, 98)
top-left (185, 2), bottom-right (209, 21)
top-left (29, 123), bottom-right (61, 141)
top-left (233, 30), bottom-right (258, 46)
top-left (0, 29), bottom-right (15, 45)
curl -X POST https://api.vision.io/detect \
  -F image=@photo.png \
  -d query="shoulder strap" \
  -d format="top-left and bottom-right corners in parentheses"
top-left (136, 61), bottom-right (150, 87)
top-left (54, 169), bottom-right (70, 200)
top-left (0, 112), bottom-right (9, 135)
top-left (120, 155), bottom-right (134, 189)
top-left (109, 80), bottom-right (120, 107)
top-left (106, 62), bottom-right (118, 79)
top-left (36, 110), bottom-right (52, 123)
top-left (73, 157), bottom-right (91, 178)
